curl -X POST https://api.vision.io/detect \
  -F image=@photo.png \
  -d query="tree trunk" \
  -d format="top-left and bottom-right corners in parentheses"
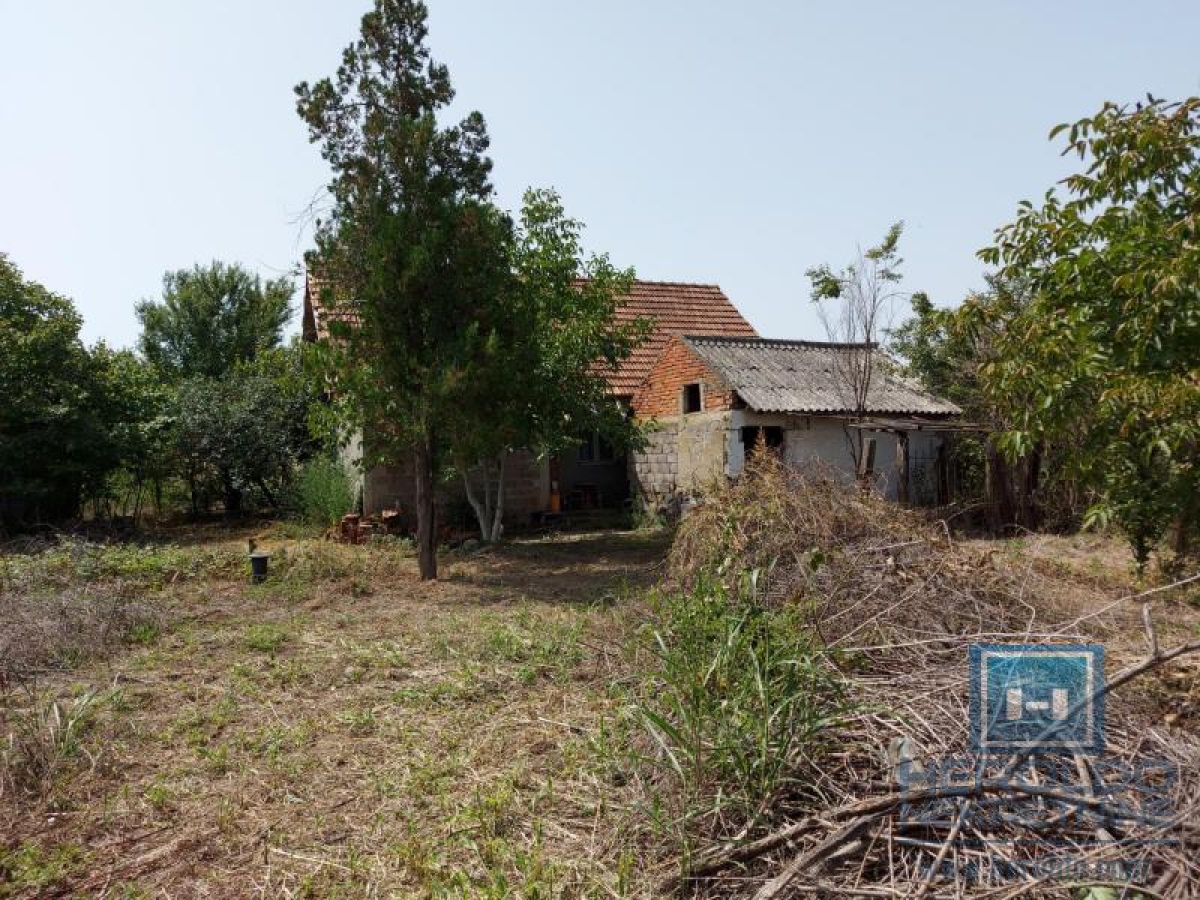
top-left (256, 478), bottom-right (279, 511)
top-left (414, 432), bottom-right (438, 580)
top-left (1170, 483), bottom-right (1198, 555)
top-left (222, 473), bottom-right (243, 519)
top-left (490, 452), bottom-right (506, 542)
top-left (1017, 447), bottom-right (1041, 530)
top-left (461, 457), bottom-right (494, 542)
top-left (460, 452), bottom-right (507, 543)
top-left (985, 439), bottom-right (1016, 535)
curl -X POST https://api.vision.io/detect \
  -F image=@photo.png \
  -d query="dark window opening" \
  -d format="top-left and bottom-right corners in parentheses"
top-left (682, 383), bottom-right (702, 413)
top-left (577, 430), bottom-right (615, 463)
top-left (741, 426), bottom-right (784, 455)
top-left (577, 435), bottom-right (595, 463)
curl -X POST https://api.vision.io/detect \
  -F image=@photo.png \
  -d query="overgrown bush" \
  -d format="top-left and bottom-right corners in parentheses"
top-left (0, 256), bottom-right (155, 528)
top-left (637, 453), bottom-right (1029, 866)
top-left (638, 569), bottom-right (848, 848)
top-left (292, 457), bottom-right (354, 527)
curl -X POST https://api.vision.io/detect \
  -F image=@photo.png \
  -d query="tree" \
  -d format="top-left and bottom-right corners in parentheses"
top-left (891, 277), bottom-right (1049, 527)
top-left (976, 96), bottom-right (1200, 568)
top-left (296, 0), bottom-right (505, 579)
top-left (446, 189), bottom-right (648, 542)
top-left (173, 346), bottom-right (318, 516)
top-left (806, 223), bottom-right (908, 468)
top-left (0, 256), bottom-right (120, 526)
top-left (136, 261), bottom-right (292, 380)
top-left (88, 345), bottom-right (174, 522)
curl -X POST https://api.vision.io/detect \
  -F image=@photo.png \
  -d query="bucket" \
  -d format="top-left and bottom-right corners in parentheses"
top-left (249, 551), bottom-right (271, 584)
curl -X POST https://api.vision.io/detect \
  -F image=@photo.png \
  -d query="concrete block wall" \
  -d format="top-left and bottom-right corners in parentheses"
top-left (676, 412), bottom-right (728, 493)
top-left (631, 422), bottom-right (680, 505)
top-left (631, 411), bottom-right (730, 509)
top-left (362, 447), bottom-right (547, 527)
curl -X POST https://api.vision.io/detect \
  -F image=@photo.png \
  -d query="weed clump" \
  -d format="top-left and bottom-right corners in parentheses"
top-left (637, 569), bottom-right (848, 850)
top-left (243, 623), bottom-right (289, 654)
top-left (1, 689), bottom-right (98, 799)
top-left (290, 457), bottom-right (355, 527)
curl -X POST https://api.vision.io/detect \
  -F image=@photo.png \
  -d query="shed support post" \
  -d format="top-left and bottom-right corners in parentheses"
top-left (897, 431), bottom-right (910, 505)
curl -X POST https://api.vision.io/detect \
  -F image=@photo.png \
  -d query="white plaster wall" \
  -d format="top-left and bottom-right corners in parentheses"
top-left (726, 411), bottom-right (947, 503)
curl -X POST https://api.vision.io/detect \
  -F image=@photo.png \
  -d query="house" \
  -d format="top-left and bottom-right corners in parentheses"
top-left (629, 335), bottom-right (961, 507)
top-left (301, 276), bottom-right (961, 524)
top-left (302, 277), bottom-right (758, 522)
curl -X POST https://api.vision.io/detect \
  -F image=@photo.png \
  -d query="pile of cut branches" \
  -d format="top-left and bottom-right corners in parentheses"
top-left (649, 454), bottom-right (1200, 898)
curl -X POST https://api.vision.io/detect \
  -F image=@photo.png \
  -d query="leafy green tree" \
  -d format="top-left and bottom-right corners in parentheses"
top-left (0, 256), bottom-right (120, 525)
top-left (891, 277), bottom-right (1048, 525)
top-left (976, 96), bottom-right (1200, 567)
top-left (446, 189), bottom-right (648, 541)
top-left (88, 345), bottom-right (174, 520)
top-left (890, 291), bottom-right (979, 412)
top-left (173, 346), bottom-right (318, 516)
top-left (296, 0), bottom-right (507, 578)
top-left (136, 261), bottom-right (292, 380)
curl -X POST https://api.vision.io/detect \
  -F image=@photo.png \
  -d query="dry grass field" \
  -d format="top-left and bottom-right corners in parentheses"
top-left (2, 510), bottom-right (1198, 899)
top-left (1, 528), bottom-right (669, 898)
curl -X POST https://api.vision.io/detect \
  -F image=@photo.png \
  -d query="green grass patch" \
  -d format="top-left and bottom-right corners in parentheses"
top-left (0, 842), bottom-right (87, 896)
top-left (243, 623), bottom-right (290, 654)
top-left (636, 568), bottom-right (850, 848)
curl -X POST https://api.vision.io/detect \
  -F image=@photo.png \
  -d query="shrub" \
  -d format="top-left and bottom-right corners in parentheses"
top-left (293, 457), bottom-right (354, 527)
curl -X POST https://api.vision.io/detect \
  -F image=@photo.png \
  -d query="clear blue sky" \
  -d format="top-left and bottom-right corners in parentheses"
top-left (3, 1), bottom-right (1198, 348)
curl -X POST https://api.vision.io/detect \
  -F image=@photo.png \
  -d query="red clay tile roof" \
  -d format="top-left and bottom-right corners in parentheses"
top-left (608, 281), bottom-right (757, 394)
top-left (304, 275), bottom-right (758, 394)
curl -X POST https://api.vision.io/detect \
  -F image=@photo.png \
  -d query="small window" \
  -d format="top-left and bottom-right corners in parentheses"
top-left (682, 383), bottom-right (702, 414)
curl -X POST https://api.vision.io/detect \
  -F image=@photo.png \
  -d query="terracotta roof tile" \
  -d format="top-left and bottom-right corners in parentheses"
top-left (607, 281), bottom-right (757, 394)
top-left (304, 275), bottom-right (758, 394)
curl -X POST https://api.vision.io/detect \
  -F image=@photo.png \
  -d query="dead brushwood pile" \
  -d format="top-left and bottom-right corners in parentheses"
top-left (655, 455), bottom-right (1200, 898)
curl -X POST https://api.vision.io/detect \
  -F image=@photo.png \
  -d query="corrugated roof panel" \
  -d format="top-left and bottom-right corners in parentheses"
top-left (682, 336), bottom-right (961, 416)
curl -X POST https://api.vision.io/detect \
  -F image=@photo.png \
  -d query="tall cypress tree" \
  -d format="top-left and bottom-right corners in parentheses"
top-left (296, 0), bottom-right (509, 579)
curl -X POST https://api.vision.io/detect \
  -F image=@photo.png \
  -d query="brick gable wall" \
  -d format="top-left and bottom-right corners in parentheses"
top-left (631, 337), bottom-right (736, 418)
